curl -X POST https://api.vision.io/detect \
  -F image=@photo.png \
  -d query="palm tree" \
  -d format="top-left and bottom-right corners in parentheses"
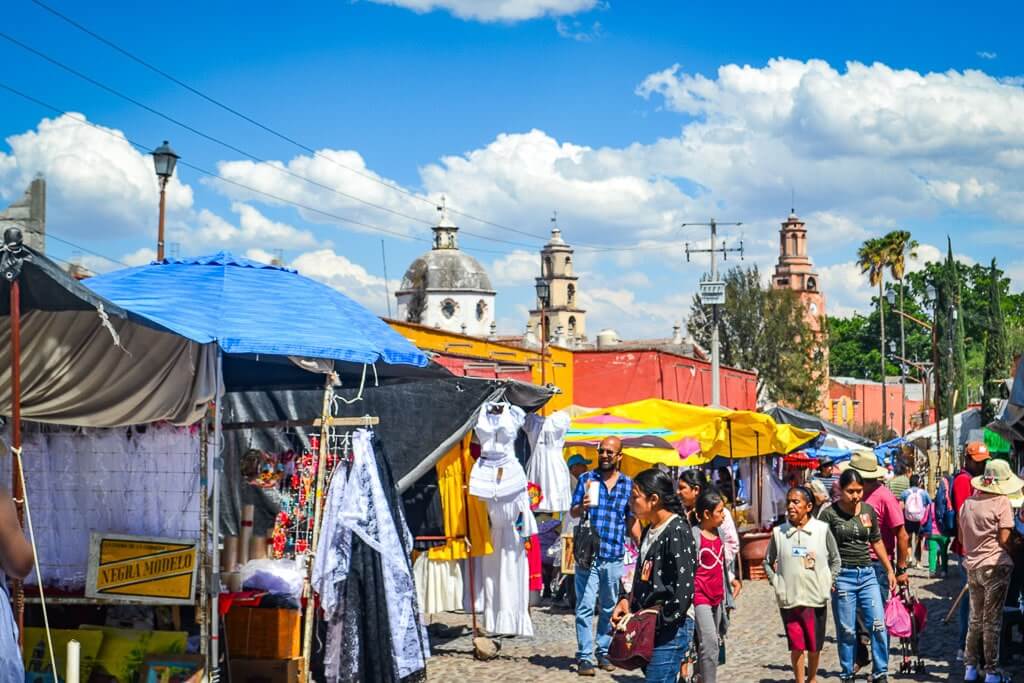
top-left (857, 236), bottom-right (889, 429)
top-left (883, 230), bottom-right (918, 434)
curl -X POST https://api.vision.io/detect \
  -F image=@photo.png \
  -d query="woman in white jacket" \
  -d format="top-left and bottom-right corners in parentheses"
top-left (764, 486), bottom-right (841, 683)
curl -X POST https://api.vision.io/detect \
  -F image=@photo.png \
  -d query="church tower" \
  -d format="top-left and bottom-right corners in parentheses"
top-left (528, 215), bottom-right (586, 346)
top-left (772, 210), bottom-right (829, 400)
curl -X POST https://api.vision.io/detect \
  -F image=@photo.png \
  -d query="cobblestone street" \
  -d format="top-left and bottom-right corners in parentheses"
top-left (424, 565), bottom-right (1024, 681)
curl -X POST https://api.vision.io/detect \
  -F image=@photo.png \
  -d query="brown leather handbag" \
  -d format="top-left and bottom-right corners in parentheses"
top-left (607, 607), bottom-right (660, 670)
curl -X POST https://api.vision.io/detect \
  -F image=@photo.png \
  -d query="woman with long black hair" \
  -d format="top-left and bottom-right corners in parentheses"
top-left (678, 470), bottom-right (740, 564)
top-left (610, 469), bottom-right (696, 683)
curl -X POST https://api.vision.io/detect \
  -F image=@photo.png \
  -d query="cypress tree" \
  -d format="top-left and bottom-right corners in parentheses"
top-left (982, 258), bottom-right (1009, 423)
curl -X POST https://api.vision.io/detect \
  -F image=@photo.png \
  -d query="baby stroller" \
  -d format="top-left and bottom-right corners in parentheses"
top-left (887, 585), bottom-right (927, 676)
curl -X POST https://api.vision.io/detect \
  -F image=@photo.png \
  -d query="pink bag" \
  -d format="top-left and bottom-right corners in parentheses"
top-left (884, 588), bottom-right (913, 638)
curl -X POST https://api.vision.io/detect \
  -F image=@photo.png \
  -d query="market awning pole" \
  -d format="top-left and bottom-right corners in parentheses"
top-left (727, 419), bottom-right (736, 507)
top-left (754, 432), bottom-right (760, 528)
top-left (9, 274), bottom-right (24, 644)
top-left (460, 436), bottom-right (479, 638)
top-left (209, 350), bottom-right (224, 677)
top-left (198, 419), bottom-right (209, 664)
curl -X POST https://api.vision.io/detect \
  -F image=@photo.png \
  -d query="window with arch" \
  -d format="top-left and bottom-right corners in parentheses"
top-left (567, 284), bottom-right (576, 306)
top-left (568, 316), bottom-right (577, 336)
top-left (565, 255), bottom-right (573, 274)
top-left (544, 256), bottom-right (552, 277)
top-left (476, 299), bottom-right (488, 320)
top-left (441, 298), bottom-right (457, 319)
top-left (790, 233), bottom-right (799, 255)
top-left (807, 277), bottom-right (817, 291)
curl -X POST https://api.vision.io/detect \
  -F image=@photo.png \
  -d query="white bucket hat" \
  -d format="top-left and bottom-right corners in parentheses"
top-left (972, 458), bottom-right (1024, 506)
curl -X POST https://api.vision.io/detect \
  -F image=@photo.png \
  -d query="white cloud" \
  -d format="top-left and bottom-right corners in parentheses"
top-left (555, 17), bottom-right (602, 41)
top-left (578, 287), bottom-right (689, 339)
top-left (364, 0), bottom-right (598, 22)
top-left (182, 203), bottom-right (321, 252)
top-left (978, 51), bottom-right (998, 60)
top-left (490, 249), bottom-right (540, 286)
top-left (121, 247), bottom-right (157, 267)
top-left (0, 114), bottom-right (193, 239)
top-left (286, 248), bottom-right (398, 315)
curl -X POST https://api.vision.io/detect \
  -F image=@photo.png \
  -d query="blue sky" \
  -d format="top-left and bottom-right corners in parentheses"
top-left (1, 0), bottom-right (1023, 337)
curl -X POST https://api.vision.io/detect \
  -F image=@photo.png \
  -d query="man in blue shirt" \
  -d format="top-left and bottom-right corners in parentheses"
top-left (570, 436), bottom-right (640, 676)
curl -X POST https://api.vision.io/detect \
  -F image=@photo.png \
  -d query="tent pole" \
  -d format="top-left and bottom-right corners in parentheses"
top-left (459, 436), bottom-right (479, 637)
top-left (302, 374), bottom-right (335, 683)
top-left (727, 419), bottom-right (736, 508)
top-left (198, 419), bottom-right (209, 664)
top-left (754, 433), bottom-right (760, 528)
top-left (9, 276), bottom-right (24, 644)
top-left (210, 351), bottom-right (224, 678)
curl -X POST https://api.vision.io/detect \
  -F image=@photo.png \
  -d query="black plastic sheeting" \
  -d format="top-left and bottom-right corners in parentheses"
top-left (765, 405), bottom-right (874, 447)
top-left (219, 377), bottom-right (553, 542)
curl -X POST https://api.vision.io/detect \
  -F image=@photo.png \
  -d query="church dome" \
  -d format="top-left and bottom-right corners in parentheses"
top-left (399, 249), bottom-right (494, 292)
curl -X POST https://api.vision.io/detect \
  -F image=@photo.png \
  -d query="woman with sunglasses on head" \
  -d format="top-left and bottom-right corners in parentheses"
top-left (765, 486), bottom-right (841, 683)
top-left (610, 469), bottom-right (695, 683)
top-left (818, 469), bottom-right (896, 683)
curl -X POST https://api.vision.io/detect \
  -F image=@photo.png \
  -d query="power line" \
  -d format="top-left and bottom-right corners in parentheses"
top-left (0, 29), bottom-right (559, 250)
top-left (22, 0), bottom-right (644, 250)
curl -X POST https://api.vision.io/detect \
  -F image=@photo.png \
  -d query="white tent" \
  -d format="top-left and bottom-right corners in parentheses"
top-left (904, 407), bottom-right (981, 453)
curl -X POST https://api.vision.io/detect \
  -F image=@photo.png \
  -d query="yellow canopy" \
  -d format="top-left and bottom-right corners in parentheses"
top-left (576, 399), bottom-right (819, 467)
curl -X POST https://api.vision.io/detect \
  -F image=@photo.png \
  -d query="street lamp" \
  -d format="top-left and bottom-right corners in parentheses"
top-left (151, 140), bottom-right (179, 261)
top-left (535, 277), bottom-right (550, 387)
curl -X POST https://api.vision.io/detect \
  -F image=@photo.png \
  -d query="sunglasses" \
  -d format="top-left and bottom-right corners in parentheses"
top-left (597, 449), bottom-right (619, 456)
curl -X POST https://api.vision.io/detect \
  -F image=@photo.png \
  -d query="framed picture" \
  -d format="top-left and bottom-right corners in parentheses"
top-left (139, 655), bottom-right (203, 683)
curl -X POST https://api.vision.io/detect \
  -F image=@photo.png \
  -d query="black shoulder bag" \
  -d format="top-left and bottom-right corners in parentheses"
top-left (573, 506), bottom-right (600, 572)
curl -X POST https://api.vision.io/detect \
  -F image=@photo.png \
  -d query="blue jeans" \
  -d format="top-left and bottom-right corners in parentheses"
top-left (833, 566), bottom-right (888, 680)
top-left (957, 555), bottom-right (970, 649)
top-left (643, 617), bottom-right (695, 683)
top-left (574, 558), bottom-right (624, 663)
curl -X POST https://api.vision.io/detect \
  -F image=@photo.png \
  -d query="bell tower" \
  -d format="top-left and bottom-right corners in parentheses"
top-left (528, 213), bottom-right (586, 346)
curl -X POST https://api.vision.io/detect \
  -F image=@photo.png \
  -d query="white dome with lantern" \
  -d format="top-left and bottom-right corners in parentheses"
top-left (395, 198), bottom-right (496, 336)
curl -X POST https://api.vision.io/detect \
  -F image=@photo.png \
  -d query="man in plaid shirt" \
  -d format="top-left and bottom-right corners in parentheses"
top-left (570, 436), bottom-right (640, 676)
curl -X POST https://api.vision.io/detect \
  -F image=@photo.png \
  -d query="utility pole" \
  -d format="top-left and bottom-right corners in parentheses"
top-left (684, 218), bottom-right (743, 407)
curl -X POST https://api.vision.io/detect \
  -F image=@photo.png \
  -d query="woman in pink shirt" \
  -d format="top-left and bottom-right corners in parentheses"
top-left (959, 458), bottom-right (1023, 683)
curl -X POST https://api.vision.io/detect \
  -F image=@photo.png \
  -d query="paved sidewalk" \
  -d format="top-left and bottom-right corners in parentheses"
top-left (424, 565), bottom-right (1024, 681)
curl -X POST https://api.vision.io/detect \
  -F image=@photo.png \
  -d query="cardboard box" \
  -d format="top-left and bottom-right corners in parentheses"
top-left (225, 607), bottom-right (301, 659)
top-left (229, 657), bottom-right (299, 683)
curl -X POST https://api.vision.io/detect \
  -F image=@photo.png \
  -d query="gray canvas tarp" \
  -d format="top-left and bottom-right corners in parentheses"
top-left (0, 310), bottom-right (217, 427)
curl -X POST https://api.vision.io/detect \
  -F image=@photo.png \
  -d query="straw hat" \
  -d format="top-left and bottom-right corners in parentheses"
top-left (848, 449), bottom-right (887, 479)
top-left (971, 459), bottom-right (1024, 505)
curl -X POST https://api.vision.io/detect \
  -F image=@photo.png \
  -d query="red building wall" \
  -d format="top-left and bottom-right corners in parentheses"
top-left (829, 380), bottom-right (926, 432)
top-left (573, 350), bottom-right (757, 410)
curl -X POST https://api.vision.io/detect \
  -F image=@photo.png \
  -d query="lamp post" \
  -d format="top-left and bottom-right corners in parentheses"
top-left (887, 288), bottom-right (907, 435)
top-left (151, 140), bottom-right (179, 261)
top-left (535, 277), bottom-right (550, 387)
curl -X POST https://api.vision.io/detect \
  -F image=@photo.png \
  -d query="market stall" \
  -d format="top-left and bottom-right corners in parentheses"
top-left (86, 252), bottom-right (436, 681)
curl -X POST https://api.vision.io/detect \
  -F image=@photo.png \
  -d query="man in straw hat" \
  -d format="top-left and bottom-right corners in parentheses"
top-left (845, 449), bottom-right (911, 673)
top-left (953, 441), bottom-right (992, 658)
top-left (958, 458), bottom-right (1023, 683)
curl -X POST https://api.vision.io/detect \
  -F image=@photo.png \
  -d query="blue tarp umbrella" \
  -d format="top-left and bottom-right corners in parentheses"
top-left (85, 252), bottom-right (429, 670)
top-left (85, 252), bottom-right (428, 367)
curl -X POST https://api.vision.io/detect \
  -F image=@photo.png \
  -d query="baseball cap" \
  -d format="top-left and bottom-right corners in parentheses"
top-left (567, 454), bottom-right (592, 468)
top-left (965, 442), bottom-right (990, 462)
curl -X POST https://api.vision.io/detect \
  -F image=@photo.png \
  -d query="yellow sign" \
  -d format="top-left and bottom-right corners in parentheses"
top-left (86, 533), bottom-right (198, 605)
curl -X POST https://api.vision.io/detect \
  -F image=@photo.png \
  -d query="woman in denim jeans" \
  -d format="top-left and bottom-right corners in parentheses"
top-left (819, 469), bottom-right (897, 683)
top-left (611, 469), bottom-right (696, 683)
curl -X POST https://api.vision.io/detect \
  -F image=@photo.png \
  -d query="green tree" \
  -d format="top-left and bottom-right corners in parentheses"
top-left (934, 238), bottom-right (968, 446)
top-left (687, 265), bottom-right (826, 412)
top-left (857, 236), bottom-right (891, 420)
top-left (982, 259), bottom-right (1010, 423)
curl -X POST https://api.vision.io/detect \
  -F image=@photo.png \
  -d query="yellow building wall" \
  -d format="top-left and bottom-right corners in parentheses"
top-left (387, 320), bottom-right (574, 412)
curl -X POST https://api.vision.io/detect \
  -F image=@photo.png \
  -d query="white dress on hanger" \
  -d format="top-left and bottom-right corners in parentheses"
top-left (524, 411), bottom-right (572, 513)
top-left (467, 401), bottom-right (536, 637)
top-left (469, 403), bottom-right (527, 501)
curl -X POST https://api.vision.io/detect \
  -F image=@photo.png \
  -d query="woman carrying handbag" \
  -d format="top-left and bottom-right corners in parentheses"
top-left (610, 469), bottom-right (696, 683)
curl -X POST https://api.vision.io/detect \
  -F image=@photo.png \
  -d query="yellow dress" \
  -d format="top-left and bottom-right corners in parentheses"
top-left (428, 436), bottom-right (493, 560)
